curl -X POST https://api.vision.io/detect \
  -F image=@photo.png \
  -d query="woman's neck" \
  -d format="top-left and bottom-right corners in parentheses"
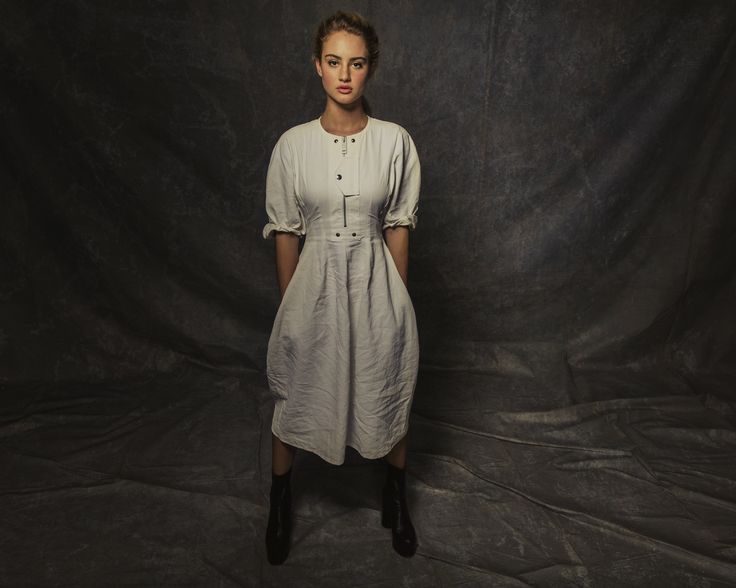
top-left (319, 102), bottom-right (368, 135)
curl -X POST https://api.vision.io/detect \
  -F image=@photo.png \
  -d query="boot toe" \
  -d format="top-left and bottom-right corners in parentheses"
top-left (266, 520), bottom-right (291, 564)
top-left (266, 539), bottom-right (290, 565)
top-left (393, 528), bottom-right (417, 557)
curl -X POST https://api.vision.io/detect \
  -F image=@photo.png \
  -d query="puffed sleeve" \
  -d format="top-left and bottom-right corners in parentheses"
top-left (382, 127), bottom-right (421, 231)
top-left (262, 135), bottom-right (306, 239)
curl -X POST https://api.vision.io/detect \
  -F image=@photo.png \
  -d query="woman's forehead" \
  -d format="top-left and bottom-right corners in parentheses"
top-left (322, 30), bottom-right (368, 56)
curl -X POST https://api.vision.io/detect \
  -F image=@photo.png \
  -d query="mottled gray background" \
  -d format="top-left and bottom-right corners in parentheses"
top-left (2, 1), bottom-right (736, 586)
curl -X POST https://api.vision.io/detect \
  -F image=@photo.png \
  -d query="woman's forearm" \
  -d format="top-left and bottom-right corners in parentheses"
top-left (383, 226), bottom-right (410, 287)
top-left (274, 232), bottom-right (300, 299)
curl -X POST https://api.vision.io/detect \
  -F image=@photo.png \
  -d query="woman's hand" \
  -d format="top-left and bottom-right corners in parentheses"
top-left (274, 232), bottom-right (300, 299)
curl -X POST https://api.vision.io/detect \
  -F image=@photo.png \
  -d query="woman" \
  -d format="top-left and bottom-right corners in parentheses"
top-left (262, 10), bottom-right (421, 564)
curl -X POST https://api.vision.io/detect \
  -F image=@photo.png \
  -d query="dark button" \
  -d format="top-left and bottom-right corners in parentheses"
top-left (351, 138), bottom-right (355, 143)
top-left (336, 232), bottom-right (340, 236)
top-left (352, 232), bottom-right (356, 236)
top-left (336, 174), bottom-right (342, 180)
top-left (334, 139), bottom-right (338, 143)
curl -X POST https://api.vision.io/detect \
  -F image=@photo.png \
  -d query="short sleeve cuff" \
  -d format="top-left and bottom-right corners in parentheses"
top-left (262, 222), bottom-right (305, 239)
top-left (382, 215), bottom-right (417, 231)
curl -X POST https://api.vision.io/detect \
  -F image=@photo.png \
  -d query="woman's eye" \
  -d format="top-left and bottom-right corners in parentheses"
top-left (353, 62), bottom-right (363, 69)
top-left (328, 60), bottom-right (338, 66)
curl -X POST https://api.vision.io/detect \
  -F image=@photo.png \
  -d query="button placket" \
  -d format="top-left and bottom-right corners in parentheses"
top-left (329, 131), bottom-right (362, 239)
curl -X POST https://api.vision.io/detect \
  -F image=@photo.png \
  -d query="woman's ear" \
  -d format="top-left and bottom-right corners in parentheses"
top-left (314, 57), bottom-right (323, 78)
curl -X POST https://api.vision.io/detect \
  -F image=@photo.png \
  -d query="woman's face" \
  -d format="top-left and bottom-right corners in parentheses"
top-left (315, 31), bottom-right (370, 109)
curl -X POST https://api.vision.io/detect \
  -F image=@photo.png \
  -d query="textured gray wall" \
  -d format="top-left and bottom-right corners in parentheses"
top-left (2, 1), bottom-right (734, 388)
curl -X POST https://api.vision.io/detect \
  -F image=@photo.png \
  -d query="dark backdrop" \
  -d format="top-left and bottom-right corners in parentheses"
top-left (1, 2), bottom-right (736, 388)
top-left (2, 1), bottom-right (736, 586)
top-left (3, 1), bottom-right (734, 391)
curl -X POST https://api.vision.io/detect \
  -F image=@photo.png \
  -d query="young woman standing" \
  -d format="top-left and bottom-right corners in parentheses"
top-left (262, 11), bottom-right (421, 565)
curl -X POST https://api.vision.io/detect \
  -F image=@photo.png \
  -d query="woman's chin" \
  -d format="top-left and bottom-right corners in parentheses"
top-left (329, 93), bottom-right (363, 108)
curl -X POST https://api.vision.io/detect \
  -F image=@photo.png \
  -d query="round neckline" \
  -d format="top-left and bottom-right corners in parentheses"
top-left (317, 115), bottom-right (371, 138)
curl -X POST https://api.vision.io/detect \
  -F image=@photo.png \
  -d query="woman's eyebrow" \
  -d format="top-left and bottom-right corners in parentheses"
top-left (324, 53), bottom-right (367, 61)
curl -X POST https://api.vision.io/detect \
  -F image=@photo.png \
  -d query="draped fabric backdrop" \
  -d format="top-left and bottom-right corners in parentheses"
top-left (2, 1), bottom-right (735, 586)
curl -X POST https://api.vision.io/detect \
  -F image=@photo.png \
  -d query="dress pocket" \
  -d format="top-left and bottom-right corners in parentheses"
top-left (381, 240), bottom-right (412, 302)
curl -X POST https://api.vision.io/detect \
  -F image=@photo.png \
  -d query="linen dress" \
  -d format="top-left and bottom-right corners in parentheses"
top-left (262, 115), bottom-right (420, 466)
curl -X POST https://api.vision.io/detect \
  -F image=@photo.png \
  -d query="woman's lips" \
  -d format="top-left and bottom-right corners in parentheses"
top-left (338, 86), bottom-right (352, 94)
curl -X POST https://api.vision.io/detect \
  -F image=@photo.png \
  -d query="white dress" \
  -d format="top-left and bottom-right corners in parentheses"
top-left (262, 115), bottom-right (421, 466)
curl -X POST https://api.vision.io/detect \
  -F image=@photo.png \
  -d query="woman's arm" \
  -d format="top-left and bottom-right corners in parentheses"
top-left (274, 232), bottom-right (300, 299)
top-left (383, 226), bottom-right (410, 288)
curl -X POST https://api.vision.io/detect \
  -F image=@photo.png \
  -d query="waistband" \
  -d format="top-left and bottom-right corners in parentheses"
top-left (302, 221), bottom-right (386, 242)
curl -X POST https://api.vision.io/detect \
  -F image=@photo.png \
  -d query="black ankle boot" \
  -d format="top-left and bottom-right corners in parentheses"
top-left (266, 467), bottom-right (292, 565)
top-left (381, 462), bottom-right (417, 557)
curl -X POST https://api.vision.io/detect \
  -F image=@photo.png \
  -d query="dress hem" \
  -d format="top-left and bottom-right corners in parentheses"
top-left (271, 418), bottom-right (410, 467)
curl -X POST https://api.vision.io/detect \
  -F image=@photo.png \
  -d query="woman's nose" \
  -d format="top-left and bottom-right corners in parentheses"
top-left (339, 65), bottom-right (350, 81)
